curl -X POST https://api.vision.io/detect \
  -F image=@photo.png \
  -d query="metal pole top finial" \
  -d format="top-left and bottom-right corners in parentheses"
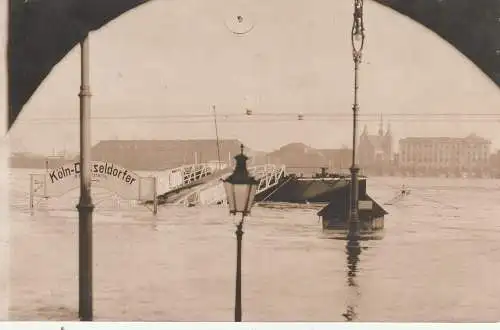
top-left (351, 0), bottom-right (365, 62)
top-left (240, 144), bottom-right (244, 155)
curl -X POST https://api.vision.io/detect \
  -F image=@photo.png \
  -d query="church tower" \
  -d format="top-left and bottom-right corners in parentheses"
top-left (378, 114), bottom-right (384, 136)
top-left (384, 120), bottom-right (393, 160)
top-left (361, 124), bottom-right (368, 138)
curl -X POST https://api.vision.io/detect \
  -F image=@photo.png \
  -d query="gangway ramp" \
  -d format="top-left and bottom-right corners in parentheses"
top-left (174, 164), bottom-right (287, 207)
top-left (155, 162), bottom-right (227, 195)
top-left (158, 167), bottom-right (233, 205)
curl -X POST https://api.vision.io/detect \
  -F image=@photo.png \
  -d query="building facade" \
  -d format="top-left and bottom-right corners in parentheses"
top-left (398, 134), bottom-right (491, 176)
top-left (490, 150), bottom-right (500, 178)
top-left (358, 119), bottom-right (393, 174)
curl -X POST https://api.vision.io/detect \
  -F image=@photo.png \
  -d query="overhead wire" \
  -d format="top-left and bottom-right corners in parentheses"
top-left (16, 112), bottom-right (500, 124)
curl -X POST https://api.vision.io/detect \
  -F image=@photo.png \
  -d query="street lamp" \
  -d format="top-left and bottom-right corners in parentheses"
top-left (348, 0), bottom-right (366, 239)
top-left (223, 144), bottom-right (258, 322)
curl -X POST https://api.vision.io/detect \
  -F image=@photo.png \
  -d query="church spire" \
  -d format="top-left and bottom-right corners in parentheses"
top-left (362, 124), bottom-right (368, 136)
top-left (378, 114), bottom-right (384, 136)
top-left (385, 120), bottom-right (392, 136)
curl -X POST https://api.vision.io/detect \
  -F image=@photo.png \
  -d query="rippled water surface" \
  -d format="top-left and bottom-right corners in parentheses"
top-left (7, 168), bottom-right (500, 321)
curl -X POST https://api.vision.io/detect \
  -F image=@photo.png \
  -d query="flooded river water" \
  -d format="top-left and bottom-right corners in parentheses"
top-left (6, 168), bottom-right (500, 321)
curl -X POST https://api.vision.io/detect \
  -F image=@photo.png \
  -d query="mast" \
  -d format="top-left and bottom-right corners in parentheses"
top-left (212, 105), bottom-right (222, 169)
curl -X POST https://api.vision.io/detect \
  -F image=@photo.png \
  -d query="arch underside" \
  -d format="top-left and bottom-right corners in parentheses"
top-left (104, 0), bottom-right (499, 84)
top-left (8, 0), bottom-right (498, 128)
top-left (372, 0), bottom-right (499, 87)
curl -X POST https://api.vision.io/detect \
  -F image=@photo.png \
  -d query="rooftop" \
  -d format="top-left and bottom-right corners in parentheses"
top-left (87, 139), bottom-right (249, 171)
top-left (399, 134), bottom-right (491, 144)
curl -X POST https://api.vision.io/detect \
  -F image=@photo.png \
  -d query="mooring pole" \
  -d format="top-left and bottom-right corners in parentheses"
top-left (153, 177), bottom-right (158, 215)
top-left (77, 33), bottom-right (94, 321)
top-left (29, 174), bottom-right (34, 210)
top-left (212, 105), bottom-right (222, 170)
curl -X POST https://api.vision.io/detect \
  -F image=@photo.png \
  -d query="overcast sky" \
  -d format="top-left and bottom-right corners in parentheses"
top-left (3, 0), bottom-right (500, 154)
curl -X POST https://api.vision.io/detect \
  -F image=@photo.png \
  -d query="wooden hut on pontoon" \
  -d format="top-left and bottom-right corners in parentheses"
top-left (316, 180), bottom-right (387, 231)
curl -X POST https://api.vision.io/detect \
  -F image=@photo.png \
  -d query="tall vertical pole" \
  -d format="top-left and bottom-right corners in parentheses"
top-left (77, 34), bottom-right (94, 321)
top-left (349, 57), bottom-right (360, 239)
top-left (29, 174), bottom-right (34, 210)
top-left (212, 105), bottom-right (222, 170)
top-left (234, 218), bottom-right (244, 322)
top-left (348, 0), bottom-right (365, 240)
top-left (153, 177), bottom-right (158, 215)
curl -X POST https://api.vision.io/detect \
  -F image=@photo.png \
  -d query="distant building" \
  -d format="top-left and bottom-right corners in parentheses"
top-left (9, 153), bottom-right (71, 169)
top-left (265, 143), bottom-right (329, 175)
top-left (393, 152), bottom-right (400, 168)
top-left (398, 134), bottom-right (491, 176)
top-left (88, 139), bottom-right (246, 171)
top-left (318, 148), bottom-right (352, 171)
top-left (490, 150), bottom-right (500, 178)
top-left (358, 118), bottom-right (393, 173)
top-left (263, 143), bottom-right (353, 175)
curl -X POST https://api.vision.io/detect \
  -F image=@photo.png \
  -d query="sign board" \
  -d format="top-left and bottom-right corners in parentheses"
top-left (30, 173), bottom-right (47, 196)
top-left (31, 161), bottom-right (155, 201)
top-left (358, 200), bottom-right (373, 211)
top-left (156, 170), bottom-right (184, 194)
top-left (138, 176), bottom-right (156, 201)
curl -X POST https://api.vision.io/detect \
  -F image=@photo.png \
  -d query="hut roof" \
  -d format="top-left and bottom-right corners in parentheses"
top-left (317, 193), bottom-right (388, 218)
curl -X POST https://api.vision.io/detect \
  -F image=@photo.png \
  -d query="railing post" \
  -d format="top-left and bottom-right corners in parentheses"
top-left (152, 177), bottom-right (158, 215)
top-left (43, 169), bottom-right (48, 198)
top-left (29, 174), bottom-right (34, 210)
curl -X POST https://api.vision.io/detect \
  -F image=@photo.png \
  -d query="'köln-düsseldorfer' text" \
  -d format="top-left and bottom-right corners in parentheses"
top-left (48, 162), bottom-right (137, 185)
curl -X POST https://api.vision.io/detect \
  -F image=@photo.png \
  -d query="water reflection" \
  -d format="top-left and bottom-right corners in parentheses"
top-left (319, 228), bottom-right (382, 321)
top-left (343, 238), bottom-right (362, 321)
top-left (346, 239), bottom-right (361, 288)
top-left (149, 216), bottom-right (159, 231)
top-left (320, 229), bottom-right (385, 241)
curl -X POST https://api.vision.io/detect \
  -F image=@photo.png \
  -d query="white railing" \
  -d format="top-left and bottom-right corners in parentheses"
top-left (174, 170), bottom-right (231, 206)
top-left (175, 164), bottom-right (287, 207)
top-left (254, 165), bottom-right (287, 195)
top-left (198, 181), bottom-right (227, 205)
top-left (156, 162), bottom-right (228, 194)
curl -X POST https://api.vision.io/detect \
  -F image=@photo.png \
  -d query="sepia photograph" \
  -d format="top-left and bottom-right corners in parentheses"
top-left (2, 0), bottom-right (500, 324)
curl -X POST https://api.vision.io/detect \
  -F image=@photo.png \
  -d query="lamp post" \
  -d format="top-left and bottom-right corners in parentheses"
top-left (77, 33), bottom-right (94, 321)
top-left (348, 0), bottom-right (366, 240)
top-left (223, 144), bottom-right (258, 322)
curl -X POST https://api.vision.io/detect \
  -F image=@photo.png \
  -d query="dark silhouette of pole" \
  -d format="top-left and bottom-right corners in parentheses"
top-left (343, 237), bottom-right (362, 321)
top-left (348, 0), bottom-right (365, 239)
top-left (77, 33), bottom-right (94, 321)
top-left (223, 145), bottom-right (257, 323)
top-left (234, 217), bottom-right (244, 322)
top-left (349, 60), bottom-right (360, 238)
